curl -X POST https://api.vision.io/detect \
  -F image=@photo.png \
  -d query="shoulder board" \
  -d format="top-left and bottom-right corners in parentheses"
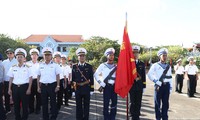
top-left (25, 64), bottom-right (30, 68)
top-left (12, 64), bottom-right (17, 67)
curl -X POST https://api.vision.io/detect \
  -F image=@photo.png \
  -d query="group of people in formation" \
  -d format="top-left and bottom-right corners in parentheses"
top-left (0, 45), bottom-right (198, 120)
top-left (174, 57), bottom-right (198, 97)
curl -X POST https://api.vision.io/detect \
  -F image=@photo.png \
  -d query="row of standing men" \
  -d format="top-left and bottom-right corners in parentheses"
top-left (0, 46), bottom-right (147, 120)
top-left (174, 57), bottom-right (198, 97)
top-left (0, 47), bottom-right (73, 120)
top-left (0, 46), bottom-right (197, 120)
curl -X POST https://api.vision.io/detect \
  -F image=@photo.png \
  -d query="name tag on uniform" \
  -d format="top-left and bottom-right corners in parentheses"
top-left (13, 70), bottom-right (17, 72)
top-left (40, 67), bottom-right (44, 69)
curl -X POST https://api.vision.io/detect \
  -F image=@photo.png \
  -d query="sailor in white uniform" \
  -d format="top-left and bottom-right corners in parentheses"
top-left (147, 48), bottom-right (172, 120)
top-left (94, 48), bottom-right (117, 120)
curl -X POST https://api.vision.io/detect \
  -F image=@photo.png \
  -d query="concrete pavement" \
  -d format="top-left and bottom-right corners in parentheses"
top-left (7, 74), bottom-right (200, 120)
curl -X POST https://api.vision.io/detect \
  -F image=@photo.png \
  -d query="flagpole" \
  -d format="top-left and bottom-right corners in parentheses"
top-left (127, 94), bottom-right (129, 120)
top-left (126, 12), bottom-right (129, 120)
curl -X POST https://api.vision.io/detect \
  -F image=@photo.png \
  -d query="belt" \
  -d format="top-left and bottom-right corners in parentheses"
top-left (177, 74), bottom-right (183, 75)
top-left (188, 74), bottom-right (196, 76)
top-left (162, 82), bottom-right (169, 85)
top-left (13, 83), bottom-right (28, 87)
top-left (76, 80), bottom-right (90, 86)
top-left (41, 82), bottom-right (56, 86)
top-left (106, 83), bottom-right (114, 86)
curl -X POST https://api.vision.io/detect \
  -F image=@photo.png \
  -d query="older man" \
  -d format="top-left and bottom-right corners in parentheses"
top-left (2, 48), bottom-right (17, 114)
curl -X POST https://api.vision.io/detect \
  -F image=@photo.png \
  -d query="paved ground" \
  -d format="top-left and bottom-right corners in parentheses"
top-left (7, 74), bottom-right (200, 120)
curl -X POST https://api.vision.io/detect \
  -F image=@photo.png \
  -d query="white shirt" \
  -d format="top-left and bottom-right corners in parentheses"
top-left (7, 64), bottom-right (32, 85)
top-left (27, 61), bottom-right (40, 79)
top-left (94, 63), bottom-right (116, 85)
top-left (147, 62), bottom-right (172, 88)
top-left (2, 58), bottom-right (18, 81)
top-left (38, 61), bottom-right (61, 84)
top-left (61, 64), bottom-right (71, 79)
top-left (185, 64), bottom-right (198, 75)
top-left (174, 64), bottom-right (184, 75)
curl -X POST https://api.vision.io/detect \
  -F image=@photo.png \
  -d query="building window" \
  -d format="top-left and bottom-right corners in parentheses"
top-left (46, 42), bottom-right (53, 48)
top-left (63, 47), bottom-right (67, 52)
top-left (57, 47), bottom-right (61, 52)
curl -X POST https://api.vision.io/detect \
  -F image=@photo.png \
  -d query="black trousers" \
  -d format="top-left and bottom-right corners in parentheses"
top-left (12, 83), bottom-right (29, 120)
top-left (0, 83), bottom-right (6, 120)
top-left (187, 75), bottom-right (196, 97)
top-left (57, 79), bottom-right (64, 110)
top-left (129, 89), bottom-right (143, 120)
top-left (29, 79), bottom-right (41, 112)
top-left (75, 89), bottom-right (90, 120)
top-left (194, 78), bottom-right (197, 93)
top-left (41, 82), bottom-right (57, 120)
top-left (3, 81), bottom-right (10, 112)
top-left (64, 79), bottom-right (71, 105)
top-left (175, 74), bottom-right (183, 93)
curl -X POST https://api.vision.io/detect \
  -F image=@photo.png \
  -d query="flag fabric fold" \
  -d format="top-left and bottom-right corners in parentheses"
top-left (115, 20), bottom-right (137, 98)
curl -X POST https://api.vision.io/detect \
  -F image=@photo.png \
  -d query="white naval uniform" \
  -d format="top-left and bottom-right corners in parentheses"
top-left (7, 64), bottom-right (32, 85)
top-left (147, 62), bottom-right (172, 89)
top-left (185, 64), bottom-right (198, 75)
top-left (94, 63), bottom-right (116, 87)
top-left (174, 65), bottom-right (184, 75)
top-left (7, 63), bottom-right (32, 120)
top-left (27, 61), bottom-right (40, 79)
top-left (3, 58), bottom-right (18, 81)
top-left (61, 64), bottom-right (71, 79)
top-left (38, 61), bottom-right (61, 84)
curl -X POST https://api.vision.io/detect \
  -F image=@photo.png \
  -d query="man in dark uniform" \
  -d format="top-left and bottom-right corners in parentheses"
top-left (129, 45), bottom-right (146, 120)
top-left (72, 48), bottom-right (94, 120)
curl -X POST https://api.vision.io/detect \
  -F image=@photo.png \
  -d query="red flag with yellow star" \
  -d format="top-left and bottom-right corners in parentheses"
top-left (115, 16), bottom-right (137, 98)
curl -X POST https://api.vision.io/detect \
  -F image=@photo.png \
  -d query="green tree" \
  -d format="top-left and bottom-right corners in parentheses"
top-left (0, 34), bottom-right (31, 60)
top-left (68, 36), bottom-right (120, 69)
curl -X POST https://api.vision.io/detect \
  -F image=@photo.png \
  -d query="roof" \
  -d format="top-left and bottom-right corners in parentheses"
top-left (24, 35), bottom-right (84, 42)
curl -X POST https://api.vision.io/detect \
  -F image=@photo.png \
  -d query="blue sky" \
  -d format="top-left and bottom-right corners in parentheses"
top-left (0, 0), bottom-right (199, 48)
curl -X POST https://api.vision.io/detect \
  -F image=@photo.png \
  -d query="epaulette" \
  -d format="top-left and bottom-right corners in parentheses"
top-left (25, 64), bottom-right (30, 68)
top-left (12, 64), bottom-right (17, 67)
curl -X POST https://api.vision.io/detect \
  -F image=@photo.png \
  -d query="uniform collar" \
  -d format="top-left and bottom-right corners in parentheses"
top-left (43, 60), bottom-right (54, 65)
top-left (8, 58), bottom-right (16, 62)
top-left (78, 62), bottom-right (85, 66)
top-left (31, 60), bottom-right (39, 64)
top-left (17, 63), bottom-right (26, 67)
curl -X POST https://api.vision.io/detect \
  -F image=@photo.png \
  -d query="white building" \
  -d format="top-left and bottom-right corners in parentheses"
top-left (24, 34), bottom-right (84, 56)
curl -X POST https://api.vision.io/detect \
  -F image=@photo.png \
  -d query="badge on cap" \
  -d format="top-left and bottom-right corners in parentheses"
top-left (15, 48), bottom-right (27, 57)
top-left (29, 48), bottom-right (39, 55)
top-left (132, 45), bottom-right (140, 51)
top-left (76, 48), bottom-right (87, 56)
top-left (42, 47), bottom-right (53, 55)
